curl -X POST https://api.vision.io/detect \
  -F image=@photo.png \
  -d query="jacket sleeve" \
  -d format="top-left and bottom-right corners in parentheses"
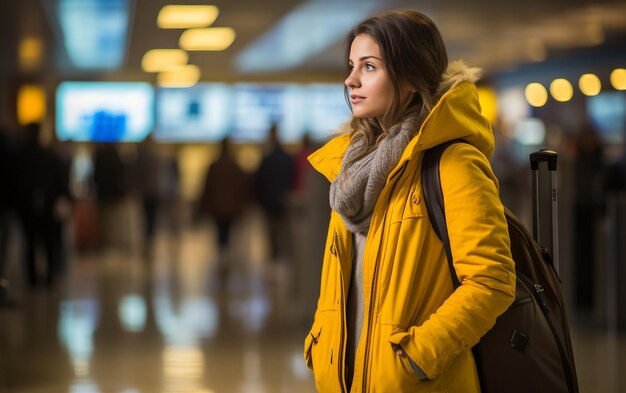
top-left (393, 143), bottom-right (516, 378)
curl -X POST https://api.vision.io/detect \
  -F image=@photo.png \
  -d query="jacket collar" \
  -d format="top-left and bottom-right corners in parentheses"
top-left (308, 132), bottom-right (351, 183)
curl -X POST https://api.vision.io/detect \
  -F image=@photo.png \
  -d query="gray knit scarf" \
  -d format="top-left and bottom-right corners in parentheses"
top-left (329, 115), bottom-right (419, 234)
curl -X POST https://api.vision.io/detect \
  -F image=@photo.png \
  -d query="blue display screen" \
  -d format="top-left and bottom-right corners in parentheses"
top-left (154, 83), bottom-right (351, 143)
top-left (56, 82), bottom-right (350, 143)
top-left (56, 82), bottom-right (154, 142)
top-left (154, 83), bottom-right (233, 142)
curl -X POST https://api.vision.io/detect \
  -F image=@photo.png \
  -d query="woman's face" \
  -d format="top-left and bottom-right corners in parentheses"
top-left (345, 34), bottom-right (395, 122)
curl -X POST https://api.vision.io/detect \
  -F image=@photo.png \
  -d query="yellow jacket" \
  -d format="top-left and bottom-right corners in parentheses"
top-left (304, 79), bottom-right (516, 393)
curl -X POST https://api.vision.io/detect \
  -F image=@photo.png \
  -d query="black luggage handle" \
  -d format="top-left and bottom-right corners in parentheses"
top-left (530, 149), bottom-right (557, 171)
top-left (530, 149), bottom-right (559, 274)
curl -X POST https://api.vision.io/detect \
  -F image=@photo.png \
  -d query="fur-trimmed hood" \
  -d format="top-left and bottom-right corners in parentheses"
top-left (309, 60), bottom-right (494, 183)
top-left (408, 59), bottom-right (493, 157)
top-left (436, 59), bottom-right (482, 98)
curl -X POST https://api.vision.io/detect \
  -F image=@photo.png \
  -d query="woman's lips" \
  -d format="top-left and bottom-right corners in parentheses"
top-left (350, 95), bottom-right (365, 104)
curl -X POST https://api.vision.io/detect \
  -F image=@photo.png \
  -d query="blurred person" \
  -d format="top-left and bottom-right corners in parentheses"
top-left (254, 124), bottom-right (295, 262)
top-left (92, 143), bottom-right (132, 251)
top-left (133, 136), bottom-right (167, 254)
top-left (603, 142), bottom-right (626, 330)
top-left (163, 146), bottom-right (182, 235)
top-left (288, 133), bottom-right (317, 299)
top-left (288, 133), bottom-right (320, 303)
top-left (304, 10), bottom-right (515, 392)
top-left (14, 123), bottom-right (69, 288)
top-left (573, 125), bottom-right (606, 310)
top-left (291, 133), bottom-right (316, 197)
top-left (0, 125), bottom-right (17, 303)
top-left (604, 151), bottom-right (626, 193)
top-left (198, 137), bottom-right (250, 268)
top-left (69, 147), bottom-right (99, 251)
top-left (49, 138), bottom-right (74, 274)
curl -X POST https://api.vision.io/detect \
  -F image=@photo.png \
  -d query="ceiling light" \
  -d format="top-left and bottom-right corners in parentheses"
top-left (158, 64), bottom-right (201, 88)
top-left (180, 27), bottom-right (235, 51)
top-left (525, 83), bottom-right (548, 107)
top-left (19, 36), bottom-right (43, 70)
top-left (579, 74), bottom-right (601, 96)
top-left (157, 5), bottom-right (219, 29)
top-left (549, 78), bottom-right (574, 102)
top-left (18, 84), bottom-right (46, 125)
top-left (610, 68), bottom-right (626, 90)
top-left (142, 49), bottom-right (188, 72)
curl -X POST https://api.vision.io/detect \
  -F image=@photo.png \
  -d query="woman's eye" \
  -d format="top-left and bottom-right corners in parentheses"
top-left (365, 63), bottom-right (375, 71)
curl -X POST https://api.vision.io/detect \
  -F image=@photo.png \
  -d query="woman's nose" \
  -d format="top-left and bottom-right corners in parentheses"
top-left (345, 72), bottom-right (359, 89)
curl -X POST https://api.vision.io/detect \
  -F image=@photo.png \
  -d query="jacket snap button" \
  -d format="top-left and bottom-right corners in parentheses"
top-left (412, 193), bottom-right (421, 205)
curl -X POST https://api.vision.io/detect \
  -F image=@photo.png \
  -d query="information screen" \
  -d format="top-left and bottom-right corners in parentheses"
top-left (231, 84), bottom-right (307, 143)
top-left (154, 83), bottom-right (233, 142)
top-left (56, 82), bottom-right (154, 142)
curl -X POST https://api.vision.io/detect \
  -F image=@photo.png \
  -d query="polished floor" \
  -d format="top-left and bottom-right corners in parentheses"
top-left (0, 209), bottom-right (624, 393)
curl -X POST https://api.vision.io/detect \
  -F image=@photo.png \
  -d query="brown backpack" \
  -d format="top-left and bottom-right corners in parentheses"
top-left (422, 140), bottom-right (579, 393)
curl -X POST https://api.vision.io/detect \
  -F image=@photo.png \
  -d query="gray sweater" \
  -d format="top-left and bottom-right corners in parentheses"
top-left (345, 232), bottom-right (366, 389)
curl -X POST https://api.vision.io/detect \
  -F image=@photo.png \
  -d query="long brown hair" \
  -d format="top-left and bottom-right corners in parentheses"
top-left (344, 9), bottom-right (448, 166)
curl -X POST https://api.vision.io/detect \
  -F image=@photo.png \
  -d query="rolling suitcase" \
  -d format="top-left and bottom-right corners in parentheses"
top-left (422, 142), bottom-right (579, 393)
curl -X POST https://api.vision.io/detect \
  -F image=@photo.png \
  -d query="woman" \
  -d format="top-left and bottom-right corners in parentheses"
top-left (304, 10), bottom-right (516, 393)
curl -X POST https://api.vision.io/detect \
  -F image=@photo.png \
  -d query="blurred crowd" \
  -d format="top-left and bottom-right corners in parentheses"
top-left (1, 120), bottom-right (625, 323)
top-left (0, 122), bottom-right (325, 311)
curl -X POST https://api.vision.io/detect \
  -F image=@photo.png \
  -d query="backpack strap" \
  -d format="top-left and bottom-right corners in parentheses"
top-left (422, 139), bottom-right (466, 290)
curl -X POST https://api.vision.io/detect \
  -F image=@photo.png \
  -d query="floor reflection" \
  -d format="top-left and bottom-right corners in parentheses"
top-left (0, 210), bottom-right (317, 393)
top-left (1, 211), bottom-right (624, 393)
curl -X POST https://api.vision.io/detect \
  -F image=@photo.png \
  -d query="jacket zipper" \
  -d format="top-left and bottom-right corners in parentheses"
top-left (361, 162), bottom-right (407, 392)
top-left (338, 261), bottom-right (347, 393)
top-left (510, 297), bottom-right (533, 308)
top-left (517, 273), bottom-right (576, 392)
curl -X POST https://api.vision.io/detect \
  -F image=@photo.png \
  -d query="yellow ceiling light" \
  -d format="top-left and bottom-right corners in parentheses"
top-left (17, 84), bottom-right (46, 125)
top-left (19, 36), bottom-right (43, 69)
top-left (525, 83), bottom-right (548, 107)
top-left (610, 68), bottom-right (626, 90)
top-left (578, 74), bottom-right (601, 96)
top-left (180, 27), bottom-right (236, 51)
top-left (549, 78), bottom-right (574, 102)
top-left (157, 5), bottom-right (219, 29)
top-left (141, 49), bottom-right (188, 72)
top-left (158, 64), bottom-right (201, 88)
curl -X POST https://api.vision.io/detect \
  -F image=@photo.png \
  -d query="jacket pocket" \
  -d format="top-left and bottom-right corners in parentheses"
top-left (304, 310), bottom-right (340, 392)
top-left (391, 343), bottom-right (429, 380)
top-left (388, 342), bottom-right (424, 386)
top-left (391, 190), bottom-right (427, 224)
top-left (304, 319), bottom-right (323, 370)
top-left (364, 323), bottom-right (429, 391)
